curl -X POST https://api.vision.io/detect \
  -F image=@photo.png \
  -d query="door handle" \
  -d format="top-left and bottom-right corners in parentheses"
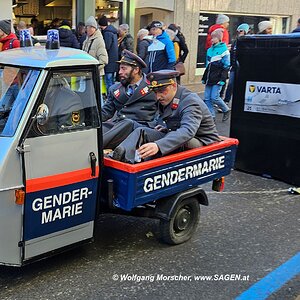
top-left (89, 152), bottom-right (97, 177)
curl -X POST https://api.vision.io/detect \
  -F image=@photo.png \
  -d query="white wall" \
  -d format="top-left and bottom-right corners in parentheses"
top-left (0, 0), bottom-right (13, 21)
top-left (135, 0), bottom-right (174, 12)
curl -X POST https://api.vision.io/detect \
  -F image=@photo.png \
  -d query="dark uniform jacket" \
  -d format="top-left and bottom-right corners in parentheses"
top-left (102, 74), bottom-right (157, 124)
top-left (154, 86), bottom-right (220, 155)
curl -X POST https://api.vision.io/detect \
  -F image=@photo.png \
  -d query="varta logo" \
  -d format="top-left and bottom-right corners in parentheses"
top-left (257, 86), bottom-right (281, 94)
top-left (249, 85), bottom-right (256, 93)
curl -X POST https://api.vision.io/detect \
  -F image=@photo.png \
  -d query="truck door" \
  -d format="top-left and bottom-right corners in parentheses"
top-left (22, 70), bottom-right (101, 260)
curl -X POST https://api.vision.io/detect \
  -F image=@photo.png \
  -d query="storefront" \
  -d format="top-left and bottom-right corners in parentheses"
top-left (10, 0), bottom-right (127, 34)
top-left (196, 12), bottom-right (291, 74)
top-left (2, 0), bottom-right (300, 88)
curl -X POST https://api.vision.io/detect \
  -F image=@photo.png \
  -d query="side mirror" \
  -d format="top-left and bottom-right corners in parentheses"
top-left (36, 104), bottom-right (49, 126)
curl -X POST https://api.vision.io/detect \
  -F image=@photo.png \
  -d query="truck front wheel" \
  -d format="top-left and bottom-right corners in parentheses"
top-left (159, 197), bottom-right (200, 245)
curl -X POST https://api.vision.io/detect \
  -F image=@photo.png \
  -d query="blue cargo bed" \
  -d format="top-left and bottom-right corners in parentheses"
top-left (103, 137), bottom-right (239, 211)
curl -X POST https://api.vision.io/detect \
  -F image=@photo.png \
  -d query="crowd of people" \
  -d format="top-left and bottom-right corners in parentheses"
top-left (0, 15), bottom-right (299, 164)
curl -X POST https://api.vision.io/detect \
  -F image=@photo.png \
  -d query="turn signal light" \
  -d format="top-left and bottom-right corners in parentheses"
top-left (212, 177), bottom-right (225, 192)
top-left (15, 189), bottom-right (25, 205)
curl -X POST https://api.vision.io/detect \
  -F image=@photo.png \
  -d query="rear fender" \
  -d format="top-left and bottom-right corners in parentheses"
top-left (154, 187), bottom-right (208, 221)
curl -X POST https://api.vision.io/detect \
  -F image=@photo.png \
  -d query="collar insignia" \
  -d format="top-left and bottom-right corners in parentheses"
top-left (171, 97), bottom-right (180, 110)
top-left (140, 86), bottom-right (149, 95)
top-left (114, 89), bottom-right (120, 98)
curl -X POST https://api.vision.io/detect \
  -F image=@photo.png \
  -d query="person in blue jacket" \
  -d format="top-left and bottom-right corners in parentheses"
top-left (202, 28), bottom-right (230, 122)
top-left (58, 20), bottom-right (80, 49)
top-left (98, 16), bottom-right (118, 90)
top-left (145, 21), bottom-right (176, 73)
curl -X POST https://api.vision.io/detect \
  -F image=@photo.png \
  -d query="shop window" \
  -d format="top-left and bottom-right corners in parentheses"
top-left (96, 0), bottom-right (122, 27)
top-left (197, 13), bottom-right (274, 69)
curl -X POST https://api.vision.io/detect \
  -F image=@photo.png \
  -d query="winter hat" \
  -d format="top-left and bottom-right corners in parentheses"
top-left (85, 16), bottom-right (98, 29)
top-left (258, 21), bottom-right (272, 33)
top-left (211, 28), bottom-right (224, 41)
top-left (0, 19), bottom-right (11, 35)
top-left (216, 14), bottom-right (230, 25)
top-left (237, 23), bottom-right (249, 33)
top-left (98, 16), bottom-right (108, 27)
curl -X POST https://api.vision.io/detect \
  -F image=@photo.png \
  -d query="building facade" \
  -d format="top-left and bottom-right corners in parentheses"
top-left (2, 0), bottom-right (300, 87)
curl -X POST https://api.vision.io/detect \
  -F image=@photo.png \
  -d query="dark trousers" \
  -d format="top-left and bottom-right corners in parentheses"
top-left (118, 127), bottom-right (203, 164)
top-left (103, 119), bottom-right (135, 149)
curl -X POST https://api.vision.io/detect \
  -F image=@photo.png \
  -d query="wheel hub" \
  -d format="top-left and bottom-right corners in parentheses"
top-left (174, 208), bottom-right (191, 231)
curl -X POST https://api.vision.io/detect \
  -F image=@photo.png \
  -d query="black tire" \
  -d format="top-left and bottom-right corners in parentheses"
top-left (159, 197), bottom-right (200, 245)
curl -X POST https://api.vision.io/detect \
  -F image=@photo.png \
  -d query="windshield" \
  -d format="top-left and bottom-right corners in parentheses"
top-left (0, 66), bottom-right (40, 137)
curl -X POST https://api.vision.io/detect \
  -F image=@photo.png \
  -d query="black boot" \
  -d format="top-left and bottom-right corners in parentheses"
top-left (111, 146), bottom-right (125, 162)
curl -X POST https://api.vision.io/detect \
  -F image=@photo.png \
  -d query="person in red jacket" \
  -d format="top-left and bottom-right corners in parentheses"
top-left (0, 19), bottom-right (20, 51)
top-left (205, 14), bottom-right (230, 50)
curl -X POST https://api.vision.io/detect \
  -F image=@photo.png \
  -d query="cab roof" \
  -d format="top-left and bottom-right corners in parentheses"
top-left (0, 46), bottom-right (99, 69)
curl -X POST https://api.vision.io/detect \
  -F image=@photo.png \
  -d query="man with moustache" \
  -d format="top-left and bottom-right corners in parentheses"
top-left (102, 50), bottom-right (157, 149)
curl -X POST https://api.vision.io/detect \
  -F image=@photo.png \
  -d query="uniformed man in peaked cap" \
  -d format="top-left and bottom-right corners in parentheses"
top-left (110, 69), bottom-right (220, 163)
top-left (102, 49), bottom-right (157, 149)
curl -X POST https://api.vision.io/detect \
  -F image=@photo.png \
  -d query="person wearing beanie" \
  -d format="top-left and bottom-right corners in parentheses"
top-left (211, 28), bottom-right (223, 41)
top-left (98, 15), bottom-right (108, 27)
top-left (224, 23), bottom-right (250, 104)
top-left (205, 14), bottom-right (230, 50)
top-left (257, 20), bottom-right (273, 34)
top-left (202, 28), bottom-right (230, 122)
top-left (58, 19), bottom-right (80, 49)
top-left (237, 23), bottom-right (250, 34)
top-left (82, 16), bottom-right (108, 105)
top-left (0, 19), bottom-right (20, 51)
top-left (216, 14), bottom-right (230, 25)
top-left (98, 15), bottom-right (118, 90)
top-left (85, 16), bottom-right (98, 29)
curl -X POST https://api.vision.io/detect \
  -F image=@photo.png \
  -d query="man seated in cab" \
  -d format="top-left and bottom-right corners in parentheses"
top-left (40, 76), bottom-right (84, 134)
top-left (110, 70), bottom-right (220, 163)
top-left (102, 49), bottom-right (157, 149)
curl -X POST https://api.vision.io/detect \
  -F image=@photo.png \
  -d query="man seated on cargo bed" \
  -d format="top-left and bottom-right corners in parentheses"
top-left (110, 70), bottom-right (220, 163)
top-left (102, 50), bottom-right (157, 149)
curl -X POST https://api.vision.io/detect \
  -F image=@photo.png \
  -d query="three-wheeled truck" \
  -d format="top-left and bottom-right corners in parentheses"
top-left (0, 46), bottom-right (238, 266)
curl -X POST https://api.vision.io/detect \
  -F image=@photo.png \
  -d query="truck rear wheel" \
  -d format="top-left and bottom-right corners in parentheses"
top-left (159, 197), bottom-right (200, 245)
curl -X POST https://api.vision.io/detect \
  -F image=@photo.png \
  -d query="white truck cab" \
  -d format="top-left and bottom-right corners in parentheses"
top-left (0, 47), bottom-right (102, 266)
